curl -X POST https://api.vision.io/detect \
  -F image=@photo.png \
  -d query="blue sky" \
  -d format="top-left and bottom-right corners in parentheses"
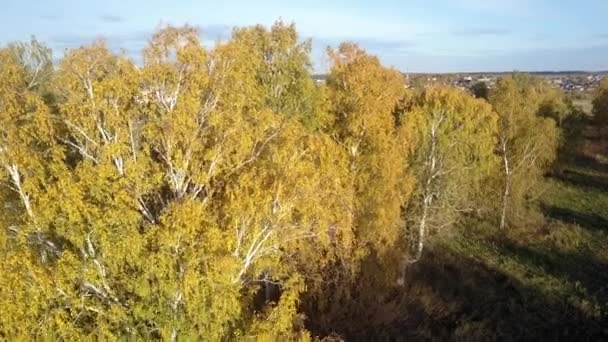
top-left (1, 0), bottom-right (607, 72)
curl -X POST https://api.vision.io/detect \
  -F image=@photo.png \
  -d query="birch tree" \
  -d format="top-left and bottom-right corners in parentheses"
top-left (0, 24), bottom-right (558, 340)
top-left (593, 78), bottom-right (608, 135)
top-left (0, 26), bottom-right (336, 339)
top-left (232, 21), bottom-right (327, 128)
top-left (0, 43), bottom-right (64, 338)
top-left (303, 43), bottom-right (415, 333)
top-left (402, 86), bottom-right (498, 262)
top-left (326, 43), bottom-right (412, 255)
top-left (7, 36), bottom-right (53, 93)
top-left (490, 74), bottom-right (559, 229)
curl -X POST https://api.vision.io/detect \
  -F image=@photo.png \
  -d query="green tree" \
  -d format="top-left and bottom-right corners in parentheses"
top-left (471, 81), bottom-right (489, 100)
top-left (538, 86), bottom-right (570, 127)
top-left (490, 74), bottom-right (559, 229)
top-left (7, 36), bottom-right (53, 93)
top-left (231, 21), bottom-right (328, 128)
top-left (403, 86), bottom-right (498, 261)
top-left (592, 78), bottom-right (608, 134)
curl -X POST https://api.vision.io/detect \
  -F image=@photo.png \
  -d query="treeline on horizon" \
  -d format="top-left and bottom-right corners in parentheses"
top-left (313, 70), bottom-right (608, 79)
top-left (1, 21), bottom-right (608, 339)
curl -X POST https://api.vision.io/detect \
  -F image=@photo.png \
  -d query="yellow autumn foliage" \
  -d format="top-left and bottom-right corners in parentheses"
top-left (0, 23), bottom-right (561, 340)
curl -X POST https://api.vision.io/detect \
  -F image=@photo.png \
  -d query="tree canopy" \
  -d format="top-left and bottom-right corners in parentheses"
top-left (593, 78), bottom-right (608, 131)
top-left (489, 74), bottom-right (560, 229)
top-left (0, 23), bottom-right (564, 340)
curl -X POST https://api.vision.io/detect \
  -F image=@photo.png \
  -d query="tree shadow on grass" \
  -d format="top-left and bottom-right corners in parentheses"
top-left (359, 244), bottom-right (607, 341)
top-left (571, 155), bottom-right (608, 174)
top-left (553, 168), bottom-right (608, 191)
top-left (490, 238), bottom-right (608, 300)
top-left (541, 204), bottom-right (608, 232)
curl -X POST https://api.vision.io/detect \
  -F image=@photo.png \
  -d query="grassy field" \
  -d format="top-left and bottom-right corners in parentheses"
top-left (384, 120), bottom-right (608, 340)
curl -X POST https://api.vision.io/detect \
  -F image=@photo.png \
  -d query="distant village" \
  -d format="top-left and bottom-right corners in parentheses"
top-left (314, 72), bottom-right (607, 94)
top-left (406, 72), bottom-right (607, 93)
